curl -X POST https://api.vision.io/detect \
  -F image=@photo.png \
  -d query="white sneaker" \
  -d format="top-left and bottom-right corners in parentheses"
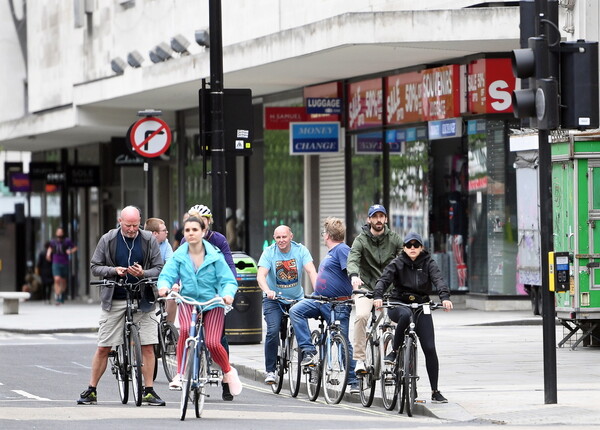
top-left (354, 360), bottom-right (367, 374)
top-left (169, 375), bottom-right (182, 391)
top-left (264, 371), bottom-right (277, 385)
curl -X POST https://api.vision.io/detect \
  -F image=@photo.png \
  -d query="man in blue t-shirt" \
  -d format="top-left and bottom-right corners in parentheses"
top-left (257, 225), bottom-right (317, 385)
top-left (289, 217), bottom-right (358, 394)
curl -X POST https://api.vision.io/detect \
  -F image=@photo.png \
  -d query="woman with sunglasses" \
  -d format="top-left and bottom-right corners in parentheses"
top-left (372, 232), bottom-right (453, 404)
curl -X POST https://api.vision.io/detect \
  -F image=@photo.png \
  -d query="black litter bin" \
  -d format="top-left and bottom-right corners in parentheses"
top-left (225, 252), bottom-right (262, 344)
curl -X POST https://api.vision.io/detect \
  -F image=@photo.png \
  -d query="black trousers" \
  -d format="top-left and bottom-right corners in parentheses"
top-left (388, 306), bottom-right (439, 391)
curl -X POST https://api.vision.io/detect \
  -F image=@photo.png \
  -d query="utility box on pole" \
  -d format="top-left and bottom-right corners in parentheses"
top-left (552, 133), bottom-right (600, 348)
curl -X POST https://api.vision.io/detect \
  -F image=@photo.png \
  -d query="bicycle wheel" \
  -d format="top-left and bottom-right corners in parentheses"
top-left (359, 337), bottom-right (376, 407)
top-left (160, 322), bottom-right (179, 382)
top-left (287, 329), bottom-right (301, 397)
top-left (380, 331), bottom-right (398, 411)
top-left (271, 331), bottom-right (285, 394)
top-left (322, 333), bottom-right (349, 404)
top-left (402, 336), bottom-right (417, 417)
top-left (306, 330), bottom-right (322, 401)
top-left (113, 344), bottom-right (129, 404)
top-left (195, 347), bottom-right (208, 418)
top-left (180, 342), bottom-right (195, 421)
top-left (129, 326), bottom-right (143, 407)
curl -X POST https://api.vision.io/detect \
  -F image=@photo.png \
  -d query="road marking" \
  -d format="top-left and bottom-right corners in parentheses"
top-left (242, 383), bottom-right (398, 418)
top-left (34, 365), bottom-right (76, 375)
top-left (12, 390), bottom-right (51, 401)
top-left (71, 361), bottom-right (91, 369)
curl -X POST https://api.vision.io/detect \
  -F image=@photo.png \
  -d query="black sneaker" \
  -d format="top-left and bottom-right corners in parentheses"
top-left (77, 388), bottom-right (97, 405)
top-left (301, 351), bottom-right (317, 366)
top-left (384, 351), bottom-right (397, 364)
top-left (431, 390), bottom-right (448, 403)
top-left (143, 388), bottom-right (166, 406)
top-left (222, 382), bottom-right (233, 401)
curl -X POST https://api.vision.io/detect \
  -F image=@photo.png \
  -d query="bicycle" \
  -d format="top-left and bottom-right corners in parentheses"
top-left (163, 291), bottom-right (225, 421)
top-left (91, 277), bottom-right (157, 407)
top-left (154, 297), bottom-right (179, 382)
top-left (352, 290), bottom-right (396, 408)
top-left (303, 294), bottom-right (353, 404)
top-left (270, 296), bottom-right (301, 396)
top-left (394, 301), bottom-right (441, 417)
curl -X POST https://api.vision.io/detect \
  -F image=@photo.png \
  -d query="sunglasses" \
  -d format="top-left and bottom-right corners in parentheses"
top-left (404, 242), bottom-right (422, 249)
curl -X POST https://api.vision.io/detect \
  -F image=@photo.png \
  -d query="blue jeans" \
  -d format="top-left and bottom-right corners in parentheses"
top-left (289, 299), bottom-right (357, 385)
top-left (262, 297), bottom-right (288, 373)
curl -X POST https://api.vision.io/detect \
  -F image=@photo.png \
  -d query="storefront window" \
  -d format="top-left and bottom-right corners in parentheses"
top-left (350, 130), bottom-right (429, 241)
top-left (263, 129), bottom-right (305, 246)
top-left (388, 130), bottom-right (429, 239)
top-left (467, 119), bottom-right (518, 294)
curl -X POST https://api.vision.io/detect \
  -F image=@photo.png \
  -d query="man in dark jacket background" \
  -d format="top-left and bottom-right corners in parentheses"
top-left (347, 204), bottom-right (403, 373)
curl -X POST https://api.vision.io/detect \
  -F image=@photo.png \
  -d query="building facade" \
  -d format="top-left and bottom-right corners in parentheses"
top-left (0, 1), bottom-right (591, 307)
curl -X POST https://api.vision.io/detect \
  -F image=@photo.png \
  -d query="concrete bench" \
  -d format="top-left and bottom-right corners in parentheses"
top-left (0, 292), bottom-right (31, 314)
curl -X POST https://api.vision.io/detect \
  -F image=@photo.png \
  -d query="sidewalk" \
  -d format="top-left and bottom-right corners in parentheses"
top-left (2, 299), bottom-right (600, 426)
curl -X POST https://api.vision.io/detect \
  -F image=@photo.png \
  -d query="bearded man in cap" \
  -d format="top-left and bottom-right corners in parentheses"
top-left (347, 204), bottom-right (403, 374)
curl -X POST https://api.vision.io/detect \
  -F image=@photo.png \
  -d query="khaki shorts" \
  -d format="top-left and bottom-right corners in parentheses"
top-left (97, 300), bottom-right (159, 347)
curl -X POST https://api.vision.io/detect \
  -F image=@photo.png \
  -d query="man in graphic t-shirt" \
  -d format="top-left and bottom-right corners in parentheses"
top-left (257, 225), bottom-right (317, 385)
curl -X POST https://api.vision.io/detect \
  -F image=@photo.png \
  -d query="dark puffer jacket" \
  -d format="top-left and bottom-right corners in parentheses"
top-left (373, 249), bottom-right (450, 303)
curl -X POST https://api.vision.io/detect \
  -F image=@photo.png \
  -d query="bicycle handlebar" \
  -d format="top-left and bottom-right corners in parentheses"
top-left (162, 290), bottom-right (226, 310)
top-left (90, 277), bottom-right (157, 287)
top-left (383, 300), bottom-right (441, 310)
top-left (304, 294), bottom-right (354, 305)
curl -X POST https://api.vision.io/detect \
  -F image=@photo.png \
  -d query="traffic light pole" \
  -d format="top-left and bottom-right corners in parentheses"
top-left (209, 0), bottom-right (226, 234)
top-left (535, 0), bottom-right (558, 405)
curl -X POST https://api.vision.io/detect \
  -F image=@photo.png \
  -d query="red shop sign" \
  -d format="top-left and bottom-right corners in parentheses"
top-left (468, 58), bottom-right (515, 114)
top-left (385, 71), bottom-right (423, 124)
top-left (347, 78), bottom-right (382, 130)
top-left (264, 107), bottom-right (307, 130)
top-left (421, 65), bottom-right (461, 121)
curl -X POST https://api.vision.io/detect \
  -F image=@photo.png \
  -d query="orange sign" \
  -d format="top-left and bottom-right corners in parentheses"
top-left (347, 78), bottom-right (382, 130)
top-left (421, 65), bottom-right (461, 121)
top-left (385, 71), bottom-right (423, 124)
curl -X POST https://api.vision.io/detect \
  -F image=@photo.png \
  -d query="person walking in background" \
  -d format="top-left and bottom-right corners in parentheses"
top-left (257, 224), bottom-right (318, 385)
top-left (347, 204), bottom-right (403, 374)
top-left (37, 241), bottom-right (54, 303)
top-left (373, 232), bottom-right (453, 403)
top-left (157, 215), bottom-right (242, 397)
top-left (289, 217), bottom-right (359, 393)
top-left (47, 227), bottom-right (78, 305)
top-left (225, 207), bottom-right (237, 250)
top-left (77, 206), bottom-right (165, 406)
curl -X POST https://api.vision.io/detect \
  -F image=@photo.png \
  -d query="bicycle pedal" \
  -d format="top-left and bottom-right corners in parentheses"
top-left (415, 399), bottom-right (426, 403)
top-left (329, 379), bottom-right (339, 385)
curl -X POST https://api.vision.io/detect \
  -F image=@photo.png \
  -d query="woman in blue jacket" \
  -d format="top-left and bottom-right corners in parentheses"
top-left (157, 216), bottom-right (242, 396)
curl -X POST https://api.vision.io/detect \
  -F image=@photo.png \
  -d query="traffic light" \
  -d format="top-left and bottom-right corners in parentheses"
top-left (511, 36), bottom-right (559, 130)
top-left (560, 40), bottom-right (599, 130)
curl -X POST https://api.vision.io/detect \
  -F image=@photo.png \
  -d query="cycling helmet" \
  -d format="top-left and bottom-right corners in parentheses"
top-left (189, 204), bottom-right (212, 217)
